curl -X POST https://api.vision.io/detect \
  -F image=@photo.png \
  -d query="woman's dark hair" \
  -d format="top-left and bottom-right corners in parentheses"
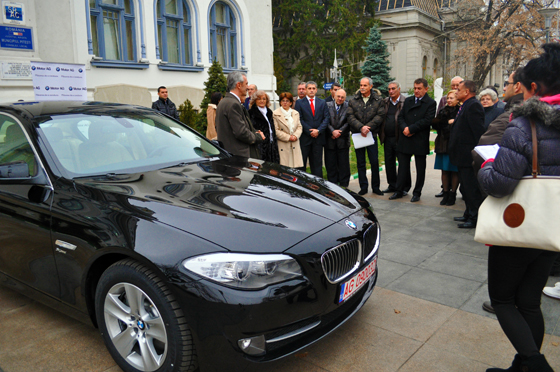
top-left (520, 43), bottom-right (560, 97)
top-left (210, 92), bottom-right (223, 105)
top-left (279, 92), bottom-right (294, 103)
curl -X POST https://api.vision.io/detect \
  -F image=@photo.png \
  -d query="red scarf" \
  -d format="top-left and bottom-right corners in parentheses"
top-left (540, 94), bottom-right (560, 105)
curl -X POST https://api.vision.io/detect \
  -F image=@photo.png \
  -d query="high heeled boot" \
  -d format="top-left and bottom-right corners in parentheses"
top-left (440, 191), bottom-right (449, 205)
top-left (446, 191), bottom-right (456, 206)
top-left (486, 354), bottom-right (522, 372)
top-left (519, 354), bottom-right (553, 372)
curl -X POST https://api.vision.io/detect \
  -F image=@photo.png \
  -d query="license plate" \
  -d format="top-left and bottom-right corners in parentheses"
top-left (338, 258), bottom-right (377, 303)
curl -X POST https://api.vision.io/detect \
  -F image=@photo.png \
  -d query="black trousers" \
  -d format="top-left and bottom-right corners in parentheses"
top-left (300, 140), bottom-right (324, 178)
top-left (355, 142), bottom-right (380, 191)
top-left (325, 147), bottom-right (350, 187)
top-left (396, 152), bottom-right (425, 196)
top-left (488, 245), bottom-right (559, 358)
top-left (457, 166), bottom-right (484, 222)
top-left (384, 137), bottom-right (410, 191)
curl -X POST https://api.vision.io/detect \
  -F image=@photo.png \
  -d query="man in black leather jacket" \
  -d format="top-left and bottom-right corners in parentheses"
top-left (152, 86), bottom-right (179, 120)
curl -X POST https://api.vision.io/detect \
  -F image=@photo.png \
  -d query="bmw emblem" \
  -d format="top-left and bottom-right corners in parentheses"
top-left (345, 220), bottom-right (357, 230)
top-left (78, 68), bottom-right (83, 73)
top-left (56, 67), bottom-right (60, 72)
top-left (45, 86), bottom-right (50, 91)
top-left (69, 86), bottom-right (73, 91)
top-left (137, 319), bottom-right (145, 330)
top-left (31, 66), bottom-right (36, 70)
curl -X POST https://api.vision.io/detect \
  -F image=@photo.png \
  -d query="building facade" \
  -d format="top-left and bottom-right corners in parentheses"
top-left (0, 0), bottom-right (275, 107)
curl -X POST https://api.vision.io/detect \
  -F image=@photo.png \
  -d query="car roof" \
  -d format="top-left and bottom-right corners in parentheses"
top-left (0, 101), bottom-right (152, 119)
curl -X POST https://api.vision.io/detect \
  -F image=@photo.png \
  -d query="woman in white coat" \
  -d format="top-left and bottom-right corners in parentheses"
top-left (273, 92), bottom-right (303, 168)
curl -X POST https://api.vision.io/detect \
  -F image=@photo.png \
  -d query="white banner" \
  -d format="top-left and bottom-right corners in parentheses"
top-left (31, 61), bottom-right (87, 101)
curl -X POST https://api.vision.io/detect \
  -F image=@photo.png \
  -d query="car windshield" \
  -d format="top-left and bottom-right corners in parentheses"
top-left (37, 111), bottom-right (223, 178)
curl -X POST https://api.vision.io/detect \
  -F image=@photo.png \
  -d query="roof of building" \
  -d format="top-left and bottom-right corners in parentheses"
top-left (375, 0), bottom-right (458, 19)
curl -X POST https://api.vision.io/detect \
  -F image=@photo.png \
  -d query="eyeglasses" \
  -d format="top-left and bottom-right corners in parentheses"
top-left (504, 81), bottom-right (514, 87)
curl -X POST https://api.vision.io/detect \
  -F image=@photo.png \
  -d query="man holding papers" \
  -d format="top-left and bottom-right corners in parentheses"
top-left (347, 77), bottom-right (386, 195)
top-left (389, 78), bottom-right (437, 202)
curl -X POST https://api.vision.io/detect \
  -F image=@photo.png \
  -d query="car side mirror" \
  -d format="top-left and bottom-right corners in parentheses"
top-left (0, 161), bottom-right (30, 179)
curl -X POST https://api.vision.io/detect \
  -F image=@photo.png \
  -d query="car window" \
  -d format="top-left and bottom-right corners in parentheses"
top-left (0, 114), bottom-right (38, 178)
top-left (37, 111), bottom-right (223, 177)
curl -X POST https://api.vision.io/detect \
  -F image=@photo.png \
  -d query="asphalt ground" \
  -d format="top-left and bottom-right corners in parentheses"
top-left (1, 153), bottom-right (559, 372)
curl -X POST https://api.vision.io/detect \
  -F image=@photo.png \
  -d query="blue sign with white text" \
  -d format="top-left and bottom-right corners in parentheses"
top-left (0, 25), bottom-right (33, 50)
top-left (324, 82), bottom-right (333, 90)
top-left (4, 4), bottom-right (23, 22)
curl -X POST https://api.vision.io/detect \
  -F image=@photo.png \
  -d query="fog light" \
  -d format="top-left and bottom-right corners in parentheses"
top-left (238, 335), bottom-right (266, 356)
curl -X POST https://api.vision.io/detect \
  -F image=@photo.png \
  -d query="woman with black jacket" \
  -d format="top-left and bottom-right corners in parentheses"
top-left (478, 43), bottom-right (560, 372)
top-left (432, 90), bottom-right (460, 205)
top-left (248, 91), bottom-right (280, 163)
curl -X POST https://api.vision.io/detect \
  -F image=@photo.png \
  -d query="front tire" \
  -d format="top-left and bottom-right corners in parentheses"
top-left (95, 259), bottom-right (197, 372)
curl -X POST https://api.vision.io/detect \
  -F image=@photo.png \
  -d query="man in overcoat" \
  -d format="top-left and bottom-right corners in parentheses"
top-left (216, 72), bottom-right (264, 158)
top-left (449, 80), bottom-right (486, 228)
top-left (389, 78), bottom-right (437, 202)
top-left (325, 89), bottom-right (351, 187)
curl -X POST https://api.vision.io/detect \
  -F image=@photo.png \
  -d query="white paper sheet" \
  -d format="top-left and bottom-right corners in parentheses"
top-left (474, 144), bottom-right (500, 160)
top-left (351, 132), bottom-right (375, 149)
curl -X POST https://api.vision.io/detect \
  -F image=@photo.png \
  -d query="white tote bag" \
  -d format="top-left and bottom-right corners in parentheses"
top-left (474, 176), bottom-right (560, 252)
top-left (474, 120), bottom-right (560, 252)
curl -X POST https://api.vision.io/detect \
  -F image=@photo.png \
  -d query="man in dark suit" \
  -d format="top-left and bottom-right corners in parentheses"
top-left (389, 78), bottom-right (437, 202)
top-left (325, 82), bottom-right (341, 103)
top-left (347, 77), bottom-right (386, 195)
top-left (216, 72), bottom-right (264, 158)
top-left (449, 80), bottom-right (485, 228)
top-left (325, 89), bottom-right (351, 187)
top-left (243, 84), bottom-right (257, 110)
top-left (294, 81), bottom-right (330, 177)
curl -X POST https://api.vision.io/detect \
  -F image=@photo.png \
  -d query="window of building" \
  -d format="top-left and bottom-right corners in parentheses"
top-left (156, 0), bottom-right (193, 65)
top-left (89, 0), bottom-right (137, 62)
top-left (422, 56), bottom-right (427, 78)
top-left (209, 1), bottom-right (237, 69)
top-left (433, 58), bottom-right (439, 78)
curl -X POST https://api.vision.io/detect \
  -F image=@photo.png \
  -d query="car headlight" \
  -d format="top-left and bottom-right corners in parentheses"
top-left (182, 253), bottom-right (303, 289)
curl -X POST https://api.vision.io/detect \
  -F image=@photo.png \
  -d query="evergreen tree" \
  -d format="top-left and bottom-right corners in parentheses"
top-left (361, 25), bottom-right (393, 94)
top-left (178, 98), bottom-right (198, 129)
top-left (272, 0), bottom-right (376, 91)
top-left (196, 59), bottom-right (227, 134)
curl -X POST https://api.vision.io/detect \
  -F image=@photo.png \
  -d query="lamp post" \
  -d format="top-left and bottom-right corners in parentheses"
top-left (329, 49), bottom-right (343, 88)
top-left (539, 1), bottom-right (559, 43)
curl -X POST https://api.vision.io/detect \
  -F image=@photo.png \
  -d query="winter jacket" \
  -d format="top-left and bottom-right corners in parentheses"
top-left (347, 89), bottom-right (386, 143)
top-left (432, 104), bottom-right (459, 154)
top-left (152, 98), bottom-right (179, 120)
top-left (381, 94), bottom-right (405, 142)
top-left (478, 96), bottom-right (560, 198)
top-left (483, 102), bottom-right (505, 129)
top-left (448, 96), bottom-right (485, 167)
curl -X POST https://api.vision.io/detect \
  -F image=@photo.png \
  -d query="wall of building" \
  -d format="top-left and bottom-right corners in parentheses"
top-left (0, 0), bottom-right (275, 107)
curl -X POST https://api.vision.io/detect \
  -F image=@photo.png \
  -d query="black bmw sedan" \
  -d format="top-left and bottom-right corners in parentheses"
top-left (0, 101), bottom-right (379, 372)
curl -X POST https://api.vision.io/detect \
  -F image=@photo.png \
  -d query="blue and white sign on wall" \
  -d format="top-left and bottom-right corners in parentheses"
top-left (2, 1), bottom-right (25, 26)
top-left (0, 25), bottom-right (32, 50)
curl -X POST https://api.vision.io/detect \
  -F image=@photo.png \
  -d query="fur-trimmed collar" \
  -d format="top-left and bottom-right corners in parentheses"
top-left (512, 97), bottom-right (560, 130)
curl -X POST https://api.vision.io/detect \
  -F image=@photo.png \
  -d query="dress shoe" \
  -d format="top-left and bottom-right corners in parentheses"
top-left (435, 190), bottom-right (444, 197)
top-left (381, 187), bottom-right (395, 193)
top-left (358, 189), bottom-right (368, 196)
top-left (372, 188), bottom-right (384, 196)
top-left (447, 191), bottom-right (457, 206)
top-left (520, 354), bottom-right (554, 372)
top-left (453, 216), bottom-right (467, 222)
top-left (482, 301), bottom-right (496, 314)
top-left (486, 354), bottom-right (521, 372)
top-left (440, 191), bottom-right (449, 205)
top-left (410, 195), bottom-right (420, 202)
top-left (389, 192), bottom-right (403, 200)
top-left (458, 221), bottom-right (476, 228)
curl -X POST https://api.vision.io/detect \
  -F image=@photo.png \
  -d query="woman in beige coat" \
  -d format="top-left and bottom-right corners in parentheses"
top-left (205, 92), bottom-right (222, 140)
top-left (273, 92), bottom-right (303, 168)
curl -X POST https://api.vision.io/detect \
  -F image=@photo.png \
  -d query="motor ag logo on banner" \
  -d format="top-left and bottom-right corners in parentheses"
top-left (31, 62), bottom-right (87, 101)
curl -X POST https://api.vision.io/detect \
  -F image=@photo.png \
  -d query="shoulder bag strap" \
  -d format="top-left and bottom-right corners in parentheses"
top-left (530, 119), bottom-right (540, 178)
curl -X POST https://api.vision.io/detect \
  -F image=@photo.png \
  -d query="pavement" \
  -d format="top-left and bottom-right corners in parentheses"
top-left (1, 153), bottom-right (559, 372)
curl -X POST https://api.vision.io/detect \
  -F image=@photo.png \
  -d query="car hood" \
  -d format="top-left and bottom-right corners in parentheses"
top-left (73, 157), bottom-right (362, 253)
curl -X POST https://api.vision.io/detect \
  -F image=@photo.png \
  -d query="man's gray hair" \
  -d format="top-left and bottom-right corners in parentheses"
top-left (451, 76), bottom-right (463, 82)
top-left (298, 82), bottom-right (306, 87)
top-left (361, 77), bottom-right (373, 86)
top-left (306, 81), bottom-right (317, 88)
top-left (227, 71), bottom-right (246, 92)
top-left (388, 81), bottom-right (400, 89)
top-left (478, 88), bottom-right (498, 101)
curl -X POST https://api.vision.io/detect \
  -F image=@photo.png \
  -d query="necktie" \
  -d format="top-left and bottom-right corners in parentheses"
top-left (310, 99), bottom-right (315, 116)
top-left (336, 105), bottom-right (340, 114)
top-left (415, 97), bottom-right (419, 104)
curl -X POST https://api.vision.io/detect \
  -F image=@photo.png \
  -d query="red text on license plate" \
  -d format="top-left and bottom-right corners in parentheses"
top-left (339, 258), bottom-right (377, 303)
